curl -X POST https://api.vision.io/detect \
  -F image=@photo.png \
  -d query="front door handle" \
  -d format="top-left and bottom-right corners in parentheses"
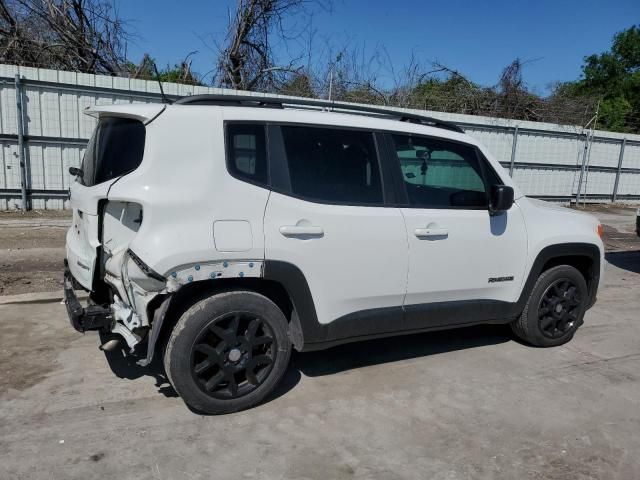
top-left (279, 225), bottom-right (324, 238)
top-left (414, 227), bottom-right (448, 239)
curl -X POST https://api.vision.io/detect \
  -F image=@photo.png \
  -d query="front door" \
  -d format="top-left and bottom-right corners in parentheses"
top-left (388, 133), bottom-right (528, 326)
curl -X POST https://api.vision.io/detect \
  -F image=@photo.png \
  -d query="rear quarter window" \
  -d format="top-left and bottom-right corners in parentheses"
top-left (80, 117), bottom-right (146, 186)
top-left (225, 123), bottom-right (268, 186)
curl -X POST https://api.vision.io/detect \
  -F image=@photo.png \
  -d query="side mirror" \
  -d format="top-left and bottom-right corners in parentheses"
top-left (489, 185), bottom-right (514, 215)
top-left (69, 166), bottom-right (83, 177)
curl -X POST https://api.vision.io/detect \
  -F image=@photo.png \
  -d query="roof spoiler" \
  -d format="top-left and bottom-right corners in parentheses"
top-left (84, 104), bottom-right (166, 125)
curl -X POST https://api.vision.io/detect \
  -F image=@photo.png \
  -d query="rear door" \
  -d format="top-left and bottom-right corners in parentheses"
top-left (66, 117), bottom-right (146, 290)
top-left (263, 125), bottom-right (408, 328)
top-left (388, 133), bottom-right (528, 326)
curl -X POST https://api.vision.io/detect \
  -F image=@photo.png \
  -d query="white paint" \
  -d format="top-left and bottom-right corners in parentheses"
top-left (85, 104), bottom-right (165, 124)
top-left (401, 204), bottom-right (528, 305)
top-left (517, 197), bottom-right (605, 292)
top-left (214, 220), bottom-right (253, 252)
top-left (264, 192), bottom-right (408, 325)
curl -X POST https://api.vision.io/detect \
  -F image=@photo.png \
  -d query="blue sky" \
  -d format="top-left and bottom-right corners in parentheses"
top-left (117, 0), bottom-right (639, 94)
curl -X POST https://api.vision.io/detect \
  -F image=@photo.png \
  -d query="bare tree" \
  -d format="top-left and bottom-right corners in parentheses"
top-left (216, 0), bottom-right (328, 91)
top-left (0, 0), bottom-right (598, 127)
top-left (0, 0), bottom-right (130, 74)
top-left (394, 57), bottom-right (597, 125)
top-left (494, 59), bottom-right (536, 119)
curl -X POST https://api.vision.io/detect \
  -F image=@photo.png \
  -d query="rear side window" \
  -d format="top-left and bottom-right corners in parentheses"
top-left (280, 126), bottom-right (383, 205)
top-left (226, 124), bottom-right (268, 186)
top-left (80, 117), bottom-right (145, 186)
top-left (392, 134), bottom-right (491, 208)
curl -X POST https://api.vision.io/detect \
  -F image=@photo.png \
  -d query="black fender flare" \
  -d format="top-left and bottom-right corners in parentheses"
top-left (511, 242), bottom-right (601, 316)
top-left (262, 260), bottom-right (323, 346)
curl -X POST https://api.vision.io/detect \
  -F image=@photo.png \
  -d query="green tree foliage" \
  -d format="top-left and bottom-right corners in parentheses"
top-left (279, 72), bottom-right (315, 98)
top-left (409, 76), bottom-right (486, 115)
top-left (561, 25), bottom-right (640, 133)
top-left (126, 54), bottom-right (202, 85)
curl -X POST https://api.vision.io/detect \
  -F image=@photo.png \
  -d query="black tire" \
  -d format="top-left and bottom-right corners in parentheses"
top-left (164, 290), bottom-right (291, 414)
top-left (511, 265), bottom-right (588, 347)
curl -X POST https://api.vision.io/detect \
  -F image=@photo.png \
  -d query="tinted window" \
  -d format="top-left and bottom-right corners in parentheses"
top-left (226, 124), bottom-right (268, 186)
top-left (392, 135), bottom-right (491, 208)
top-left (80, 128), bottom-right (97, 186)
top-left (80, 117), bottom-right (146, 186)
top-left (281, 126), bottom-right (382, 204)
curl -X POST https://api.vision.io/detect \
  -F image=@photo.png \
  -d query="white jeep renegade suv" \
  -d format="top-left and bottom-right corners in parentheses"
top-left (64, 95), bottom-right (605, 414)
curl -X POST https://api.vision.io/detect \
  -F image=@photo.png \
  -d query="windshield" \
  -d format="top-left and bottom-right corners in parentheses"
top-left (80, 117), bottom-right (146, 186)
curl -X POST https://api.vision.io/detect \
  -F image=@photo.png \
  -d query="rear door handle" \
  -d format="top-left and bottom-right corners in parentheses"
top-left (414, 227), bottom-right (448, 238)
top-left (279, 225), bottom-right (324, 238)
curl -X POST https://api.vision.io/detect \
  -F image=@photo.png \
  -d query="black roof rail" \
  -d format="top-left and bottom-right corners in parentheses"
top-left (174, 94), bottom-right (465, 133)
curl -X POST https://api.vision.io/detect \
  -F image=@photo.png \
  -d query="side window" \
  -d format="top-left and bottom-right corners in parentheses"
top-left (280, 125), bottom-right (383, 204)
top-left (226, 124), bottom-right (268, 186)
top-left (392, 134), bottom-right (490, 208)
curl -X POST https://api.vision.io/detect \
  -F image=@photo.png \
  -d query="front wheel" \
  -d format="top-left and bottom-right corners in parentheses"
top-left (511, 265), bottom-right (588, 347)
top-left (164, 290), bottom-right (292, 414)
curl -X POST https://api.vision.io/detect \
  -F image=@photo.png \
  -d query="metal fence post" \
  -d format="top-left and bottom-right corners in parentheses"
top-left (576, 133), bottom-right (589, 204)
top-left (612, 138), bottom-right (626, 203)
top-left (14, 74), bottom-right (28, 211)
top-left (509, 126), bottom-right (519, 176)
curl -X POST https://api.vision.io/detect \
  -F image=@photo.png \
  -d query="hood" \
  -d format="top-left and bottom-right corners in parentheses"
top-left (523, 197), bottom-right (600, 222)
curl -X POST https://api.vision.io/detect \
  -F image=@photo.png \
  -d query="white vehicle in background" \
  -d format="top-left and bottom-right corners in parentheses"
top-left (64, 95), bottom-right (605, 414)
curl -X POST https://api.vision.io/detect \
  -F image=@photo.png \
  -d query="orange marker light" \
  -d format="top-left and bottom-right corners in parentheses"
top-left (597, 224), bottom-right (604, 239)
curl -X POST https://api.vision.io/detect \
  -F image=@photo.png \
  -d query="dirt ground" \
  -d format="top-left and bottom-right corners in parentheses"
top-left (0, 211), bottom-right (69, 295)
top-left (571, 203), bottom-right (639, 251)
top-left (0, 203), bottom-right (637, 296)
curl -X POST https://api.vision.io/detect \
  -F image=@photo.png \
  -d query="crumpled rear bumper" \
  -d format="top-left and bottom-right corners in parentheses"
top-left (64, 261), bottom-right (112, 332)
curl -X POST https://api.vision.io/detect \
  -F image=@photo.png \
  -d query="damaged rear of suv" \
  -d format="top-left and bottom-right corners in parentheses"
top-left (66, 99), bottom-right (277, 414)
top-left (65, 95), bottom-right (604, 414)
top-left (65, 105), bottom-right (157, 349)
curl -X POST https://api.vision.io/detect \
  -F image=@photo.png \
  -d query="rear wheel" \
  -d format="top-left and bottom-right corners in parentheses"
top-left (511, 265), bottom-right (588, 347)
top-left (164, 290), bottom-right (291, 414)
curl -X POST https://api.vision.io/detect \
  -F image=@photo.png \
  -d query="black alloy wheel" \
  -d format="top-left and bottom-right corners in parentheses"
top-left (164, 290), bottom-right (292, 414)
top-left (191, 312), bottom-right (276, 399)
top-left (510, 264), bottom-right (588, 347)
top-left (537, 278), bottom-right (582, 339)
